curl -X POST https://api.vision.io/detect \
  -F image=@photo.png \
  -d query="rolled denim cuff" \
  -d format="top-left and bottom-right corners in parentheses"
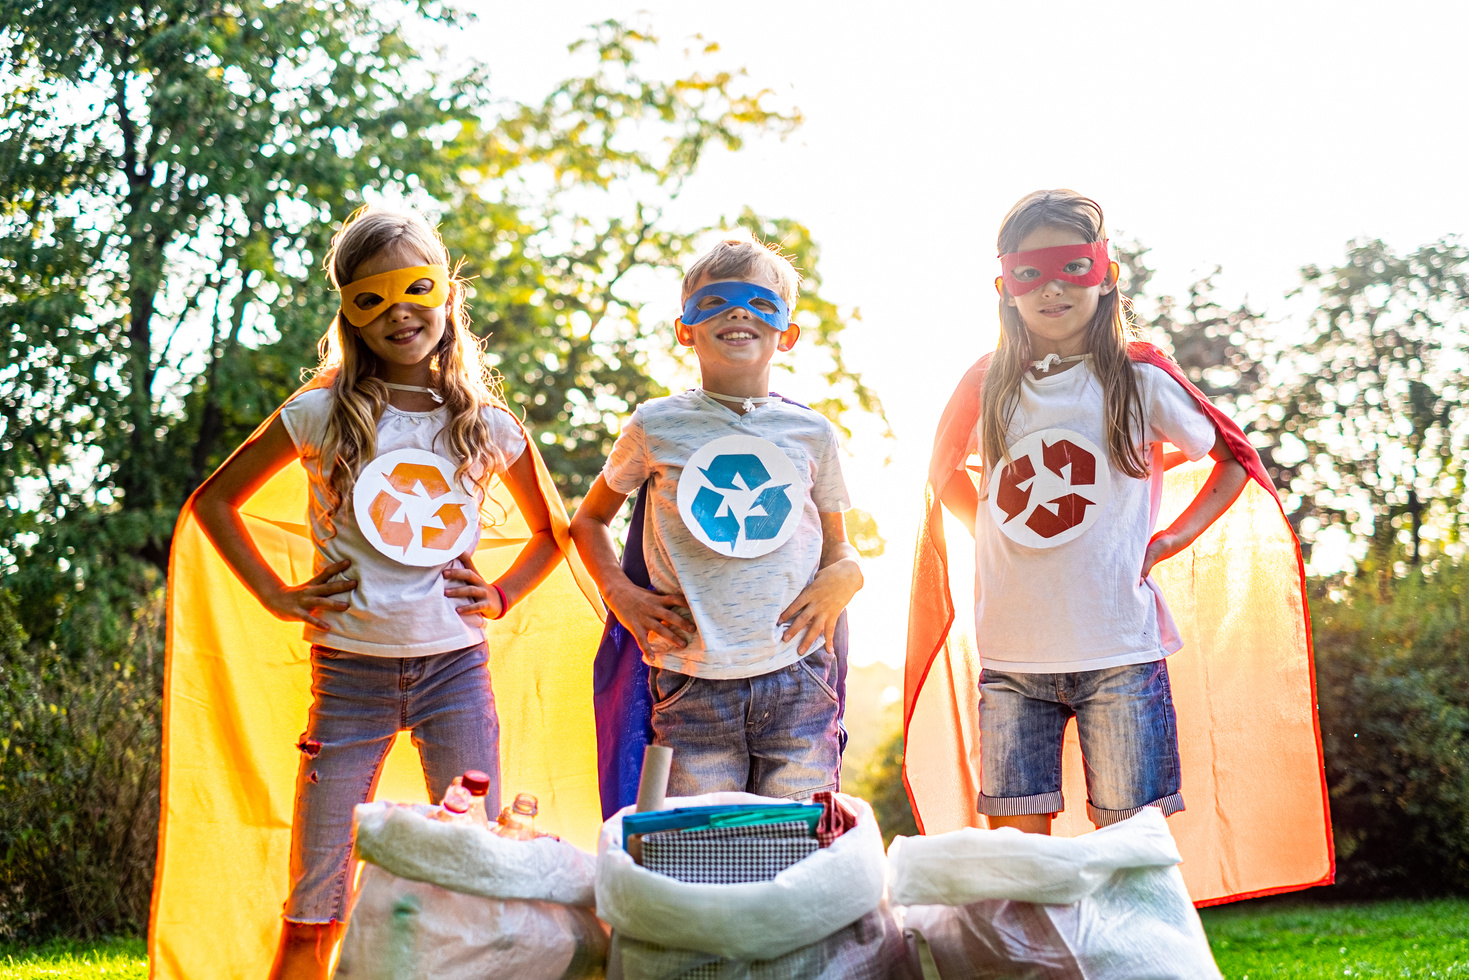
top-left (1086, 792), bottom-right (1185, 828)
top-left (977, 790), bottom-right (1064, 817)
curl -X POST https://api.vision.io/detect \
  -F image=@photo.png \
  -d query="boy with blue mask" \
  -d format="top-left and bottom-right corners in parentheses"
top-left (571, 237), bottom-right (862, 800)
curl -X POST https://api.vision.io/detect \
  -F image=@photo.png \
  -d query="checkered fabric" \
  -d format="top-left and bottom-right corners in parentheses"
top-left (641, 820), bottom-right (817, 884)
top-left (811, 791), bottom-right (858, 848)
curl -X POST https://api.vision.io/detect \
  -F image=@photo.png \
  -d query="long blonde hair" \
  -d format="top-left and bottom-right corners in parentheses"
top-left (981, 189), bottom-right (1148, 481)
top-left (312, 205), bottom-right (505, 536)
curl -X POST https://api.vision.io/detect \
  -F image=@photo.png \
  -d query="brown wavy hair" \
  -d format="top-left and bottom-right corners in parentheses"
top-left (980, 189), bottom-right (1148, 483)
top-left (311, 205), bottom-right (505, 537)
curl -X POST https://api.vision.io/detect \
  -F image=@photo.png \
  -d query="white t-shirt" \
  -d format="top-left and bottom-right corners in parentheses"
top-left (280, 389), bottom-right (527, 657)
top-left (972, 359), bottom-right (1217, 672)
top-left (602, 390), bottom-right (851, 679)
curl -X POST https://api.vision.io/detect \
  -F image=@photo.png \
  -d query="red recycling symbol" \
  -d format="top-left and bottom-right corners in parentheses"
top-left (996, 439), bottom-right (1098, 539)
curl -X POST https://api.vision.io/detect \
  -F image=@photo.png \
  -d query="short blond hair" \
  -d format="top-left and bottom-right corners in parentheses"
top-left (681, 237), bottom-right (801, 307)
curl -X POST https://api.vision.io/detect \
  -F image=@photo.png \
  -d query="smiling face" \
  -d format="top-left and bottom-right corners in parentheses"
top-left (677, 265), bottom-right (799, 385)
top-left (1004, 226), bottom-right (1117, 359)
top-left (346, 245), bottom-right (448, 380)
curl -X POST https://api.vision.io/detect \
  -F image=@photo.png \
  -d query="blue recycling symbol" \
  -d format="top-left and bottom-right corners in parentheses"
top-left (689, 453), bottom-right (793, 551)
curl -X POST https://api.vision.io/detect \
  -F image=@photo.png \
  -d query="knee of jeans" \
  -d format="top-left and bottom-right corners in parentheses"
top-left (297, 734), bottom-right (323, 783)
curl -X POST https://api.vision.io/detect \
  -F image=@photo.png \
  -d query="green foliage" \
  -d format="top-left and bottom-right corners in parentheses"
top-left (1200, 897), bottom-right (1469, 978)
top-left (0, 589), bottom-right (163, 939)
top-left (0, 0), bottom-right (482, 651)
top-left (1270, 239), bottom-right (1469, 572)
top-left (843, 508), bottom-right (885, 559)
top-left (437, 24), bottom-right (881, 500)
top-left (845, 725), bottom-right (918, 846)
top-left (1312, 560), bottom-right (1469, 894)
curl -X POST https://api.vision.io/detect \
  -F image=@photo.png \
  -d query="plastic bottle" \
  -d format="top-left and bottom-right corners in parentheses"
top-left (435, 782), bottom-right (475, 825)
top-left (492, 792), bottom-right (539, 840)
top-left (461, 769), bottom-right (492, 829)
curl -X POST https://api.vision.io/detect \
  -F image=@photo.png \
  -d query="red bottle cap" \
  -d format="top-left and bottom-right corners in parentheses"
top-left (461, 770), bottom-right (491, 796)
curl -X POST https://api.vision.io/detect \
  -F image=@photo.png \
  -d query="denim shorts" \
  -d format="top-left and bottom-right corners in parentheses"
top-left (284, 643), bottom-right (500, 924)
top-left (648, 644), bottom-right (842, 800)
top-left (977, 659), bottom-right (1184, 827)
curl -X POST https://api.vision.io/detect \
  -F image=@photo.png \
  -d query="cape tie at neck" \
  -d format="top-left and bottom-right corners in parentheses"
top-left (1030, 353), bottom-right (1087, 374)
top-left (383, 382), bottom-right (444, 404)
top-left (701, 388), bottom-right (776, 413)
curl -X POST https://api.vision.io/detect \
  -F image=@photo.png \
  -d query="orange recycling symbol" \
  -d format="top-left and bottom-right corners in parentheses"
top-left (986, 428), bottom-right (1111, 549)
top-left (352, 448), bottom-right (479, 566)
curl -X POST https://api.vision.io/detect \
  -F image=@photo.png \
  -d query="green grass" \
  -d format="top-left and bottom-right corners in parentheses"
top-left (1201, 897), bottom-right (1469, 978)
top-left (0, 899), bottom-right (1465, 977)
top-left (0, 937), bottom-right (147, 979)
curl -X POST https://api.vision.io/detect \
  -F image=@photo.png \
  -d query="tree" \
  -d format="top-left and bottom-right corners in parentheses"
top-left (0, 0), bottom-right (482, 649)
top-left (434, 23), bottom-right (884, 499)
top-left (1262, 239), bottom-right (1469, 574)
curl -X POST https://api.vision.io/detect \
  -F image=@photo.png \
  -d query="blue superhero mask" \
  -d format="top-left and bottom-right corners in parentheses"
top-left (680, 281), bottom-right (791, 332)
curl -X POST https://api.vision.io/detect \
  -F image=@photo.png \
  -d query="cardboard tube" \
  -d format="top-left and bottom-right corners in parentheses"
top-left (635, 744), bottom-right (673, 813)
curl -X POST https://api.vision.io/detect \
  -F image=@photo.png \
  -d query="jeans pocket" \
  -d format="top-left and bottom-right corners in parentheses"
top-left (649, 666), bottom-right (697, 710)
top-left (798, 648), bottom-right (839, 703)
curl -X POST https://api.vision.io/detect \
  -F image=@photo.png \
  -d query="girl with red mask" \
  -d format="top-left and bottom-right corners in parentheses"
top-left (924, 189), bottom-right (1248, 834)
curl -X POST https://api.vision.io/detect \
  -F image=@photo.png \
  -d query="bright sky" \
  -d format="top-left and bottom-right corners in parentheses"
top-left (460, 0), bottom-right (1469, 668)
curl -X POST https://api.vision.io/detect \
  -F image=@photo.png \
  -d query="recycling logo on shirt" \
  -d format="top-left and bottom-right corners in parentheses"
top-left (677, 434), bottom-right (802, 558)
top-left (352, 447), bottom-right (479, 566)
top-left (987, 428), bottom-right (1111, 549)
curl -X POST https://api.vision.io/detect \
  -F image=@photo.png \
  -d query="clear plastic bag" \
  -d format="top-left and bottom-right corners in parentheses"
top-left (890, 809), bottom-right (1222, 980)
top-left (337, 802), bottom-right (609, 979)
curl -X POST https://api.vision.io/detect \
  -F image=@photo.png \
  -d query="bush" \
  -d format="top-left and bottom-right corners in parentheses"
top-left (0, 589), bottom-right (164, 939)
top-left (1312, 561), bottom-right (1469, 894)
top-left (846, 726), bottom-right (919, 846)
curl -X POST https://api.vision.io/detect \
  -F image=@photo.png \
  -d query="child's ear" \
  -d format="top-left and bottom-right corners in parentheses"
top-left (777, 324), bottom-right (801, 352)
top-left (996, 277), bottom-right (1017, 307)
top-left (674, 317), bottom-right (695, 347)
top-left (1101, 261), bottom-right (1121, 295)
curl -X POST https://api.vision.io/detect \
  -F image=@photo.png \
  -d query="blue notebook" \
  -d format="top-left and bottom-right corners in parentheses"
top-left (622, 803), bottom-right (822, 845)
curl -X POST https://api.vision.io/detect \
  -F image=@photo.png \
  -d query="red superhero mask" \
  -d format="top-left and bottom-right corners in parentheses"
top-left (998, 239), bottom-right (1111, 296)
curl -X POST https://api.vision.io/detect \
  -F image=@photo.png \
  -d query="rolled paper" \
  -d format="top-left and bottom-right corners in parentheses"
top-left (635, 745), bottom-right (673, 813)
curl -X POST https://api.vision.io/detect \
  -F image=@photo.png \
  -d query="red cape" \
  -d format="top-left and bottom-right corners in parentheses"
top-left (903, 341), bottom-right (1333, 905)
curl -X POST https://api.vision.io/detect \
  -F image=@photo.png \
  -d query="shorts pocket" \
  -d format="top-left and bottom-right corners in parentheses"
top-left (798, 648), bottom-right (839, 703)
top-left (649, 666), bottom-right (697, 710)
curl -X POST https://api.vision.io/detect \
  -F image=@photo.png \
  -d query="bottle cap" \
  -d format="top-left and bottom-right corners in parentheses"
top-left (512, 793), bottom-right (538, 817)
top-left (461, 770), bottom-right (491, 795)
top-left (443, 795), bottom-right (470, 814)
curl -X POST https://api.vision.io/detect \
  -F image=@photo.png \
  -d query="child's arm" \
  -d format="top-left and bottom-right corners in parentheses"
top-left (192, 416), bottom-right (357, 630)
top-left (1140, 432), bottom-right (1248, 579)
top-left (779, 513), bottom-right (863, 657)
top-left (938, 471), bottom-right (979, 537)
top-left (570, 474), bottom-right (697, 649)
top-left (442, 447), bottom-right (562, 618)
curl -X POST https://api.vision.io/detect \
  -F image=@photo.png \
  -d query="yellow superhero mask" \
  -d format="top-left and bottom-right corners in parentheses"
top-left (339, 264), bottom-right (450, 327)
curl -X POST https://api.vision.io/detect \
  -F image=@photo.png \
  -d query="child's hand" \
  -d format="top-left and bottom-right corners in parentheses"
top-left (1140, 530), bottom-right (1183, 581)
top-left (606, 583), bottom-right (697, 651)
top-left (263, 559), bottom-right (356, 630)
top-left (779, 558), bottom-right (863, 657)
top-left (443, 552), bottom-right (504, 619)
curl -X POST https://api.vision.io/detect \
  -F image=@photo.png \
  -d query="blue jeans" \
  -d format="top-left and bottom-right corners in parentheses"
top-left (648, 644), bottom-right (842, 800)
top-left (977, 660), bottom-right (1184, 827)
top-left (284, 643), bottom-right (500, 923)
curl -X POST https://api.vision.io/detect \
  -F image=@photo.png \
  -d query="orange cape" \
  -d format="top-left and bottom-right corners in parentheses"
top-left (148, 378), bottom-right (606, 979)
top-left (903, 343), bottom-right (1333, 906)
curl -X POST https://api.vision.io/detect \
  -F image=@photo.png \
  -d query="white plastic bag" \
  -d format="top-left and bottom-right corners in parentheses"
top-left (889, 808), bottom-right (1221, 980)
top-left (596, 792), bottom-right (907, 978)
top-left (337, 802), bottom-right (609, 979)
